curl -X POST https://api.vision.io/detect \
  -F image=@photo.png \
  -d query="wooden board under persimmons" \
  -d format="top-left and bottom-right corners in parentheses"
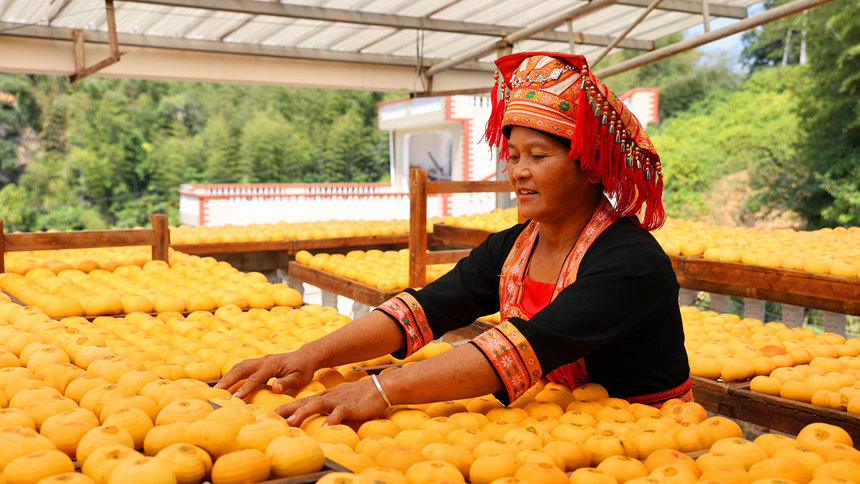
top-left (670, 256), bottom-right (860, 315)
top-left (287, 261), bottom-right (400, 307)
top-left (692, 376), bottom-right (860, 444)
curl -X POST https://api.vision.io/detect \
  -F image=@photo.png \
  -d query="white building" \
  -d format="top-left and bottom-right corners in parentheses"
top-left (178, 95), bottom-right (505, 226)
top-left (178, 90), bottom-right (657, 226)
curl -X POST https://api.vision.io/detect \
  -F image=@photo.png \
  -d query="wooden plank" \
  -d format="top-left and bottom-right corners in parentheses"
top-left (0, 219), bottom-right (5, 273)
top-left (426, 249), bottom-right (471, 265)
top-left (171, 241), bottom-right (293, 254)
top-left (433, 223), bottom-right (493, 247)
top-left (172, 235), bottom-right (411, 255)
top-left (690, 376), bottom-right (731, 415)
top-left (426, 179), bottom-right (514, 194)
top-left (410, 168), bottom-right (428, 289)
top-left (288, 261), bottom-right (399, 307)
top-left (263, 458), bottom-right (352, 483)
top-left (670, 255), bottom-right (860, 315)
top-left (151, 214), bottom-right (169, 263)
top-left (4, 228), bottom-right (154, 252)
top-left (727, 386), bottom-right (860, 443)
top-left (285, 234), bottom-right (409, 252)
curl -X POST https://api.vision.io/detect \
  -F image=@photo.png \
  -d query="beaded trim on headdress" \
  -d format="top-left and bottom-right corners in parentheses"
top-left (484, 52), bottom-right (665, 231)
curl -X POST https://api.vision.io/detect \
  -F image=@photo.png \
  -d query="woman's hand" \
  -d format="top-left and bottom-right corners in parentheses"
top-left (214, 351), bottom-right (317, 399)
top-left (276, 378), bottom-right (389, 427)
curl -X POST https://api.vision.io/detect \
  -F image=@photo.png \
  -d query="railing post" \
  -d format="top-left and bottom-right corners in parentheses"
top-left (409, 168), bottom-right (428, 288)
top-left (822, 311), bottom-right (847, 337)
top-left (151, 213), bottom-right (169, 263)
top-left (781, 303), bottom-right (805, 328)
top-left (743, 298), bottom-right (766, 322)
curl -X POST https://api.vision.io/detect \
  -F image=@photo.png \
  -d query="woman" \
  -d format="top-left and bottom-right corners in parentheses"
top-left (216, 52), bottom-right (690, 426)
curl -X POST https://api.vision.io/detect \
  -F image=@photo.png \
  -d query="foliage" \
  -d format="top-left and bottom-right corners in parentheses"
top-left (0, 75), bottom-right (394, 231)
top-left (741, 0), bottom-right (808, 71)
top-left (742, 0), bottom-right (860, 227)
top-left (602, 34), bottom-right (742, 121)
top-left (651, 67), bottom-right (803, 221)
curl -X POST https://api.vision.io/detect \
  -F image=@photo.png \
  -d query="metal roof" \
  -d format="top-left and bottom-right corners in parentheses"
top-left (0, 0), bottom-right (774, 92)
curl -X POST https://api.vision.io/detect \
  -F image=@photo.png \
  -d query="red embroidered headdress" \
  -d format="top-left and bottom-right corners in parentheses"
top-left (485, 51), bottom-right (665, 231)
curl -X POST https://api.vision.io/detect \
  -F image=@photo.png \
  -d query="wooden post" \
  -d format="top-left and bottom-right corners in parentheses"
top-left (409, 168), bottom-right (428, 288)
top-left (151, 214), bottom-right (169, 263)
top-left (0, 219), bottom-right (5, 273)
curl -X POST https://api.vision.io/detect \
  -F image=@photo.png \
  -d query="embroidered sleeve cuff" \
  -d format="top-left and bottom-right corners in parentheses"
top-left (375, 292), bottom-right (434, 359)
top-left (471, 321), bottom-right (542, 405)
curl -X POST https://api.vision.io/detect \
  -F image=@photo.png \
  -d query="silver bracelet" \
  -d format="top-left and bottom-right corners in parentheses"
top-left (370, 374), bottom-right (393, 409)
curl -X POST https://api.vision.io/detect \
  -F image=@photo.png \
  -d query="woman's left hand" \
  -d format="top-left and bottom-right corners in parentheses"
top-left (276, 377), bottom-right (389, 427)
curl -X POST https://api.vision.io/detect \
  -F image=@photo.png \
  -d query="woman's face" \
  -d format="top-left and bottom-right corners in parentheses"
top-left (507, 126), bottom-right (601, 225)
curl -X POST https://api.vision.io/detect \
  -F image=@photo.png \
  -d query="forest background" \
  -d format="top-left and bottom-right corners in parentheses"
top-left (0, 0), bottom-right (858, 232)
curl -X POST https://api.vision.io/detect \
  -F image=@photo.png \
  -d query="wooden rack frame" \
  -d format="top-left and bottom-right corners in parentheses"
top-left (430, 223), bottom-right (860, 316)
top-left (171, 234), bottom-right (410, 256)
top-left (409, 168), bottom-right (515, 287)
top-left (692, 376), bottom-right (860, 443)
top-left (0, 213), bottom-right (169, 273)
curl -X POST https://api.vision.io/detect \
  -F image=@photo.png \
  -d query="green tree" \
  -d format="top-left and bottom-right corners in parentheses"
top-left (652, 67), bottom-right (803, 222)
top-left (741, 0), bottom-right (809, 71)
top-left (741, 0), bottom-right (860, 227)
top-left (201, 114), bottom-right (241, 183)
top-left (0, 183), bottom-right (37, 231)
top-left (238, 108), bottom-right (291, 182)
top-left (604, 34), bottom-right (741, 122)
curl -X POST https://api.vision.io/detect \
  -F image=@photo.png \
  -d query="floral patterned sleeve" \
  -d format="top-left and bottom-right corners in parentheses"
top-left (375, 292), bottom-right (433, 359)
top-left (471, 322), bottom-right (542, 405)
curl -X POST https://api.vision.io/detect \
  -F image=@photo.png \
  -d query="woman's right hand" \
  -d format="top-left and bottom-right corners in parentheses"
top-left (214, 351), bottom-right (317, 399)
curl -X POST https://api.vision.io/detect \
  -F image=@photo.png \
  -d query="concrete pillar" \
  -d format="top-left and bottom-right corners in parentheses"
top-left (822, 311), bottom-right (847, 337)
top-left (781, 304), bottom-right (805, 328)
top-left (678, 288), bottom-right (698, 307)
top-left (278, 268), bottom-right (305, 298)
top-left (743, 298), bottom-right (766, 322)
top-left (321, 291), bottom-right (338, 309)
top-left (709, 293), bottom-right (730, 314)
top-left (352, 301), bottom-right (371, 320)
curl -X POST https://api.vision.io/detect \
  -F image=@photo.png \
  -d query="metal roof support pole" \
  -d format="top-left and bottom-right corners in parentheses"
top-left (595, 0), bottom-right (835, 78)
top-left (70, 0), bottom-right (123, 82)
top-left (425, 0), bottom-right (620, 78)
top-left (494, 44), bottom-right (513, 209)
top-left (591, 0), bottom-right (665, 68)
top-left (702, 0), bottom-right (711, 32)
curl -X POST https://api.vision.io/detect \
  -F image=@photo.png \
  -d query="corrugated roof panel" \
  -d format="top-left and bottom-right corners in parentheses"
top-left (181, 11), bottom-right (253, 41)
top-left (114, 3), bottom-right (170, 34)
top-left (329, 26), bottom-right (397, 52)
top-left (44, 0), bottom-right (105, 29)
top-left (139, 6), bottom-right (215, 37)
top-left (2, 0), bottom-right (53, 24)
top-left (224, 15), bottom-right (296, 44)
top-left (264, 18), bottom-right (337, 47)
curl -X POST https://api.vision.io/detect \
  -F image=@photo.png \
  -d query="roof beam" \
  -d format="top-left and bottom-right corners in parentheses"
top-left (616, 0), bottom-right (746, 18)
top-left (0, 34), bottom-right (491, 92)
top-left (121, 0), bottom-right (654, 50)
top-left (596, 0), bottom-right (833, 78)
top-left (426, 0), bottom-right (621, 77)
top-left (0, 21), bottom-right (494, 72)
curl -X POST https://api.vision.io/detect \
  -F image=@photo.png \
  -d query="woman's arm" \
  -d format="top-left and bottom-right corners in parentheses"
top-left (276, 343), bottom-right (503, 426)
top-left (215, 310), bottom-right (406, 399)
